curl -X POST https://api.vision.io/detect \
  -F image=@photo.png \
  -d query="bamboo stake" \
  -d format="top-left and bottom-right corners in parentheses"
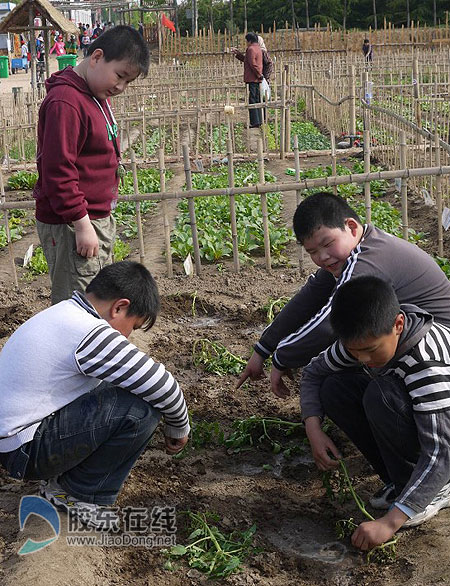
top-left (399, 130), bottom-right (409, 240)
top-left (257, 138), bottom-right (271, 271)
top-left (130, 150), bottom-right (145, 264)
top-left (284, 65), bottom-right (291, 154)
top-left (349, 65), bottom-right (356, 143)
top-left (182, 143), bottom-right (202, 275)
top-left (330, 134), bottom-right (337, 195)
top-left (158, 148), bottom-right (173, 277)
top-left (363, 129), bottom-right (372, 223)
top-left (293, 135), bottom-right (304, 271)
top-left (280, 69), bottom-right (286, 159)
top-left (227, 138), bottom-right (240, 272)
top-left (435, 131), bottom-right (444, 256)
top-left (0, 169), bottom-right (18, 287)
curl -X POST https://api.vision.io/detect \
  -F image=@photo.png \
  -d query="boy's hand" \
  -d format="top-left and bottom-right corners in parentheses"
top-left (73, 215), bottom-right (99, 258)
top-left (351, 507), bottom-right (407, 551)
top-left (164, 434), bottom-right (189, 455)
top-left (305, 416), bottom-right (341, 470)
top-left (270, 366), bottom-right (294, 398)
top-left (236, 352), bottom-right (266, 389)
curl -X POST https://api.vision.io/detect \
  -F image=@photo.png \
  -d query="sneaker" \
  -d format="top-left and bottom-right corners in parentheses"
top-left (39, 478), bottom-right (119, 531)
top-left (403, 482), bottom-right (450, 528)
top-left (369, 483), bottom-right (397, 510)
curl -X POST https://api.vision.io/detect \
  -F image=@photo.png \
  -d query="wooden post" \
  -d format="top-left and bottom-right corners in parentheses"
top-left (182, 143), bottom-right (202, 275)
top-left (309, 64), bottom-right (316, 120)
top-left (293, 134), bottom-right (301, 206)
top-left (349, 65), bottom-right (356, 144)
top-left (412, 55), bottom-right (422, 142)
top-left (330, 134), bottom-right (337, 196)
top-left (399, 130), bottom-right (409, 241)
top-left (158, 148), bottom-right (173, 277)
top-left (284, 65), bottom-right (291, 154)
top-left (435, 131), bottom-right (444, 256)
top-left (293, 134), bottom-right (304, 271)
top-left (227, 138), bottom-right (240, 272)
top-left (0, 169), bottom-right (18, 287)
top-left (280, 69), bottom-right (286, 159)
top-left (257, 138), bottom-right (271, 271)
top-left (130, 150), bottom-right (145, 264)
top-left (363, 129), bottom-right (371, 223)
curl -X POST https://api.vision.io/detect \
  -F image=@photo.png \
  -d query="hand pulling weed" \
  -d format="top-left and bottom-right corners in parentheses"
top-left (334, 460), bottom-right (398, 564)
top-left (174, 414), bottom-right (224, 459)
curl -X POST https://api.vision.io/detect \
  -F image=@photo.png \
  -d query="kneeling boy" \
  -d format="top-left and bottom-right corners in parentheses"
top-left (0, 261), bottom-right (190, 529)
top-left (302, 276), bottom-right (450, 550)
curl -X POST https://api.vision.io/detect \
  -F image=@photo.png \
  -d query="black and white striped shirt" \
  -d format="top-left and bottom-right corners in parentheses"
top-left (301, 305), bottom-right (450, 513)
top-left (0, 292), bottom-right (189, 452)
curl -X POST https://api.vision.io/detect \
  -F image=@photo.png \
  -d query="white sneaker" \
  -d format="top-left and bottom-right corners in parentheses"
top-left (403, 482), bottom-right (450, 528)
top-left (39, 478), bottom-right (119, 531)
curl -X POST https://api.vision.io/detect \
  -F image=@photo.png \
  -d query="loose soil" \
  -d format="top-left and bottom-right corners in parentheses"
top-left (1, 151), bottom-right (450, 586)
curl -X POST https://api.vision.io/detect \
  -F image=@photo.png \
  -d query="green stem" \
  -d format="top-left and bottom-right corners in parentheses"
top-left (339, 460), bottom-right (375, 521)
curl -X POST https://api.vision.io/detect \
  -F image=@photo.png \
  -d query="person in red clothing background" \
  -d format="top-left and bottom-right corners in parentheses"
top-left (231, 32), bottom-right (263, 128)
top-left (33, 26), bottom-right (149, 305)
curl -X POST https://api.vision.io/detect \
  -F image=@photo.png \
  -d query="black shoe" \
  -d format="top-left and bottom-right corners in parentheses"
top-left (369, 483), bottom-right (396, 510)
top-left (249, 124), bottom-right (261, 128)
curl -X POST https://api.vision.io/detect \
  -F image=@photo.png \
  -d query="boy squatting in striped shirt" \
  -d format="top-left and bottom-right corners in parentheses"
top-left (0, 261), bottom-right (190, 529)
top-left (302, 276), bottom-right (450, 551)
top-left (237, 193), bottom-right (450, 398)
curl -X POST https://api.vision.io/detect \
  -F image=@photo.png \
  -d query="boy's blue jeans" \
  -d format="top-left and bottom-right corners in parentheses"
top-left (0, 383), bottom-right (161, 505)
top-left (319, 372), bottom-right (421, 493)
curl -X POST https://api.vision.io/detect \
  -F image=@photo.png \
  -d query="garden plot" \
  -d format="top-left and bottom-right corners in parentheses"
top-left (0, 154), bottom-right (450, 586)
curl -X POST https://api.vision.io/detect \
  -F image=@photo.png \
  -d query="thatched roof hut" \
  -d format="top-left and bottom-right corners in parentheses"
top-left (0, 0), bottom-right (78, 35)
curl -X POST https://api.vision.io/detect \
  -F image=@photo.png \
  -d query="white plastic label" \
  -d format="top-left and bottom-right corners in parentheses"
top-left (23, 244), bottom-right (34, 267)
top-left (442, 207), bottom-right (450, 231)
top-left (183, 253), bottom-right (194, 276)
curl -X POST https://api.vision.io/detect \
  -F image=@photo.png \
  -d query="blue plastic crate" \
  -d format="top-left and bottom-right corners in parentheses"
top-left (11, 57), bottom-right (28, 71)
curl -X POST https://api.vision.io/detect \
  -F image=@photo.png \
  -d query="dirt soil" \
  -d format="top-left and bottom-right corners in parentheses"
top-left (1, 153), bottom-right (450, 586)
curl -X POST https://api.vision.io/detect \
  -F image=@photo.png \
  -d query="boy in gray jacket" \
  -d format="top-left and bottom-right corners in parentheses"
top-left (302, 276), bottom-right (450, 550)
top-left (237, 193), bottom-right (450, 397)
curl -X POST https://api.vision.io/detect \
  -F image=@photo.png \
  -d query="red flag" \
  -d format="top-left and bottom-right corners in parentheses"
top-left (162, 13), bottom-right (176, 32)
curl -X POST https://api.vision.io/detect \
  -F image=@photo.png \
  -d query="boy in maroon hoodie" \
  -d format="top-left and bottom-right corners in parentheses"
top-left (33, 25), bottom-right (149, 305)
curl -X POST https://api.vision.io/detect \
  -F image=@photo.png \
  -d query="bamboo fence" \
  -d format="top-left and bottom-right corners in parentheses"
top-left (1, 41), bottom-right (450, 279)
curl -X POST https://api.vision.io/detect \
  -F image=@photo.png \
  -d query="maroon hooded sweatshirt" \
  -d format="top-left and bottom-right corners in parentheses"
top-left (33, 66), bottom-right (119, 224)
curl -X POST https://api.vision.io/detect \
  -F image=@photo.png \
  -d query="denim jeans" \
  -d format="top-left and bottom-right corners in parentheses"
top-left (0, 383), bottom-right (161, 505)
top-left (319, 372), bottom-right (421, 493)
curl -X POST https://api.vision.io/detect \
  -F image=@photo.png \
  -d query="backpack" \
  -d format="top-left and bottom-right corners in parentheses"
top-left (262, 50), bottom-right (273, 82)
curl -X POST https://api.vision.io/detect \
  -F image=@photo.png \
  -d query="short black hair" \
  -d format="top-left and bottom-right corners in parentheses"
top-left (363, 39), bottom-right (370, 43)
top-left (245, 32), bottom-right (258, 43)
top-left (293, 192), bottom-right (361, 244)
top-left (330, 276), bottom-right (400, 343)
top-left (87, 25), bottom-right (150, 77)
top-left (86, 261), bottom-right (160, 331)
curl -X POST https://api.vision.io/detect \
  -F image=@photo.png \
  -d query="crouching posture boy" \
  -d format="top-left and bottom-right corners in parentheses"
top-left (0, 261), bottom-right (190, 529)
top-left (302, 276), bottom-right (450, 550)
top-left (237, 193), bottom-right (450, 397)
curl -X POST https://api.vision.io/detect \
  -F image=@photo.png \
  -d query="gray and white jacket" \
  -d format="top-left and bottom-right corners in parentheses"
top-left (0, 292), bottom-right (190, 452)
top-left (254, 224), bottom-right (450, 369)
top-left (301, 304), bottom-right (450, 513)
